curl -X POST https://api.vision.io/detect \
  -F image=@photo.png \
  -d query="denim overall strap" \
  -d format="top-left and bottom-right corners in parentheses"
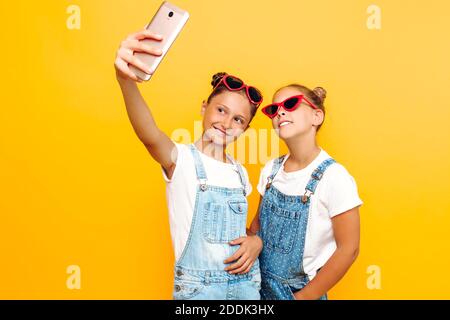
top-left (188, 144), bottom-right (208, 190)
top-left (255, 155), bottom-right (287, 239)
top-left (301, 158), bottom-right (336, 204)
top-left (292, 158), bottom-right (336, 278)
top-left (225, 154), bottom-right (247, 196)
top-left (265, 155), bottom-right (287, 190)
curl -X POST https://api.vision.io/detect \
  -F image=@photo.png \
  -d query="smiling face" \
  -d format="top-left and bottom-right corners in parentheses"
top-left (271, 87), bottom-right (324, 141)
top-left (201, 91), bottom-right (253, 146)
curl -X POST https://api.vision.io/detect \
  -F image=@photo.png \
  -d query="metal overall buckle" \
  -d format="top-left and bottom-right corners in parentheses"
top-left (266, 177), bottom-right (273, 190)
top-left (302, 189), bottom-right (313, 203)
top-left (199, 179), bottom-right (207, 191)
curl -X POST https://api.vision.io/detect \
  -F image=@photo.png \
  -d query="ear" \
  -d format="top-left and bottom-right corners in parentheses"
top-left (201, 100), bottom-right (207, 116)
top-left (312, 109), bottom-right (324, 127)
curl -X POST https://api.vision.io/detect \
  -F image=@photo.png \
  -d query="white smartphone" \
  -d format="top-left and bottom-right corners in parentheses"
top-left (130, 1), bottom-right (189, 81)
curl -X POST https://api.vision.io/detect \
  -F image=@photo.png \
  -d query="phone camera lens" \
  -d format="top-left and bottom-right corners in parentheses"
top-left (168, 11), bottom-right (174, 17)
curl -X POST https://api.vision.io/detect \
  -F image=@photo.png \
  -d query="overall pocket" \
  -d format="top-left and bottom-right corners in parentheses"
top-left (202, 199), bottom-right (248, 243)
top-left (261, 201), bottom-right (300, 254)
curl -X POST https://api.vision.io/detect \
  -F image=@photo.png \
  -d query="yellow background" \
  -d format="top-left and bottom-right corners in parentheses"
top-left (1, 0), bottom-right (449, 299)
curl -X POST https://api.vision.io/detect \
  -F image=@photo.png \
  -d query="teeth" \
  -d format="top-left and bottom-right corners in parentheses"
top-left (279, 122), bottom-right (291, 127)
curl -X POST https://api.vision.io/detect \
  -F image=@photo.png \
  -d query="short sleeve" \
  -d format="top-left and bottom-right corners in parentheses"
top-left (161, 142), bottom-right (184, 183)
top-left (323, 164), bottom-right (363, 218)
top-left (257, 160), bottom-right (274, 196)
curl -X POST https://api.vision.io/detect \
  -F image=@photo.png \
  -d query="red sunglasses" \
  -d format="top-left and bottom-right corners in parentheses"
top-left (261, 94), bottom-right (318, 118)
top-left (213, 74), bottom-right (263, 106)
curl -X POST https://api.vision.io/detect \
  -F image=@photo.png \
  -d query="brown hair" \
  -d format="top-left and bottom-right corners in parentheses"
top-left (206, 72), bottom-right (259, 120)
top-left (274, 84), bottom-right (327, 132)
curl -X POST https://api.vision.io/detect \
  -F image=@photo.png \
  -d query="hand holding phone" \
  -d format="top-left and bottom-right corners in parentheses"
top-left (119, 1), bottom-right (189, 81)
top-left (114, 2), bottom-right (189, 82)
top-left (114, 30), bottom-right (164, 82)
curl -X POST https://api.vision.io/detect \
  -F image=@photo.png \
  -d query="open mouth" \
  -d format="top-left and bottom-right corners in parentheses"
top-left (278, 121), bottom-right (293, 128)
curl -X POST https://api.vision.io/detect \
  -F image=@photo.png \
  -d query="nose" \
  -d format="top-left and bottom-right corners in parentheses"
top-left (277, 109), bottom-right (286, 118)
top-left (223, 116), bottom-right (233, 129)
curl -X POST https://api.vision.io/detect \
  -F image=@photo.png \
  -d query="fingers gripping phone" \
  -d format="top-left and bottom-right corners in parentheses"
top-left (130, 1), bottom-right (189, 81)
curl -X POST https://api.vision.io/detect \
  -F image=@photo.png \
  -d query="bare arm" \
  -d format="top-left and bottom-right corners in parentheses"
top-left (114, 29), bottom-right (177, 178)
top-left (248, 196), bottom-right (263, 234)
top-left (293, 206), bottom-right (360, 300)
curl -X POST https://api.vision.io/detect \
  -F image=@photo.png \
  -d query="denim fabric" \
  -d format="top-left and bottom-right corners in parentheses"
top-left (172, 144), bottom-right (261, 300)
top-left (259, 156), bottom-right (336, 300)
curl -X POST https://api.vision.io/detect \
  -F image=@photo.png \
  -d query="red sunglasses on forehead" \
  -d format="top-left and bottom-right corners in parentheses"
top-left (213, 74), bottom-right (263, 106)
top-left (261, 94), bottom-right (318, 119)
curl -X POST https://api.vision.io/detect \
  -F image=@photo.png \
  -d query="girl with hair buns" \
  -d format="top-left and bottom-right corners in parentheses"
top-left (114, 29), bottom-right (264, 300)
top-left (247, 84), bottom-right (363, 300)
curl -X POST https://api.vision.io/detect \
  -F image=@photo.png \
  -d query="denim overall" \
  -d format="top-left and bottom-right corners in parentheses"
top-left (258, 155), bottom-right (336, 300)
top-left (172, 144), bottom-right (261, 300)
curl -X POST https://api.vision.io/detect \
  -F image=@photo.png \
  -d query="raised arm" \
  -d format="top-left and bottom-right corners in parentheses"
top-left (114, 29), bottom-right (177, 178)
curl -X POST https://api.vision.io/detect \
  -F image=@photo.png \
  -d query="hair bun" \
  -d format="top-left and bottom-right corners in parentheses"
top-left (211, 72), bottom-right (228, 88)
top-left (312, 87), bottom-right (327, 103)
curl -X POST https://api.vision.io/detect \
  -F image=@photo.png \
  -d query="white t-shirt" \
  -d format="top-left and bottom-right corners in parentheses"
top-left (256, 148), bottom-right (362, 280)
top-left (162, 143), bottom-right (252, 262)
